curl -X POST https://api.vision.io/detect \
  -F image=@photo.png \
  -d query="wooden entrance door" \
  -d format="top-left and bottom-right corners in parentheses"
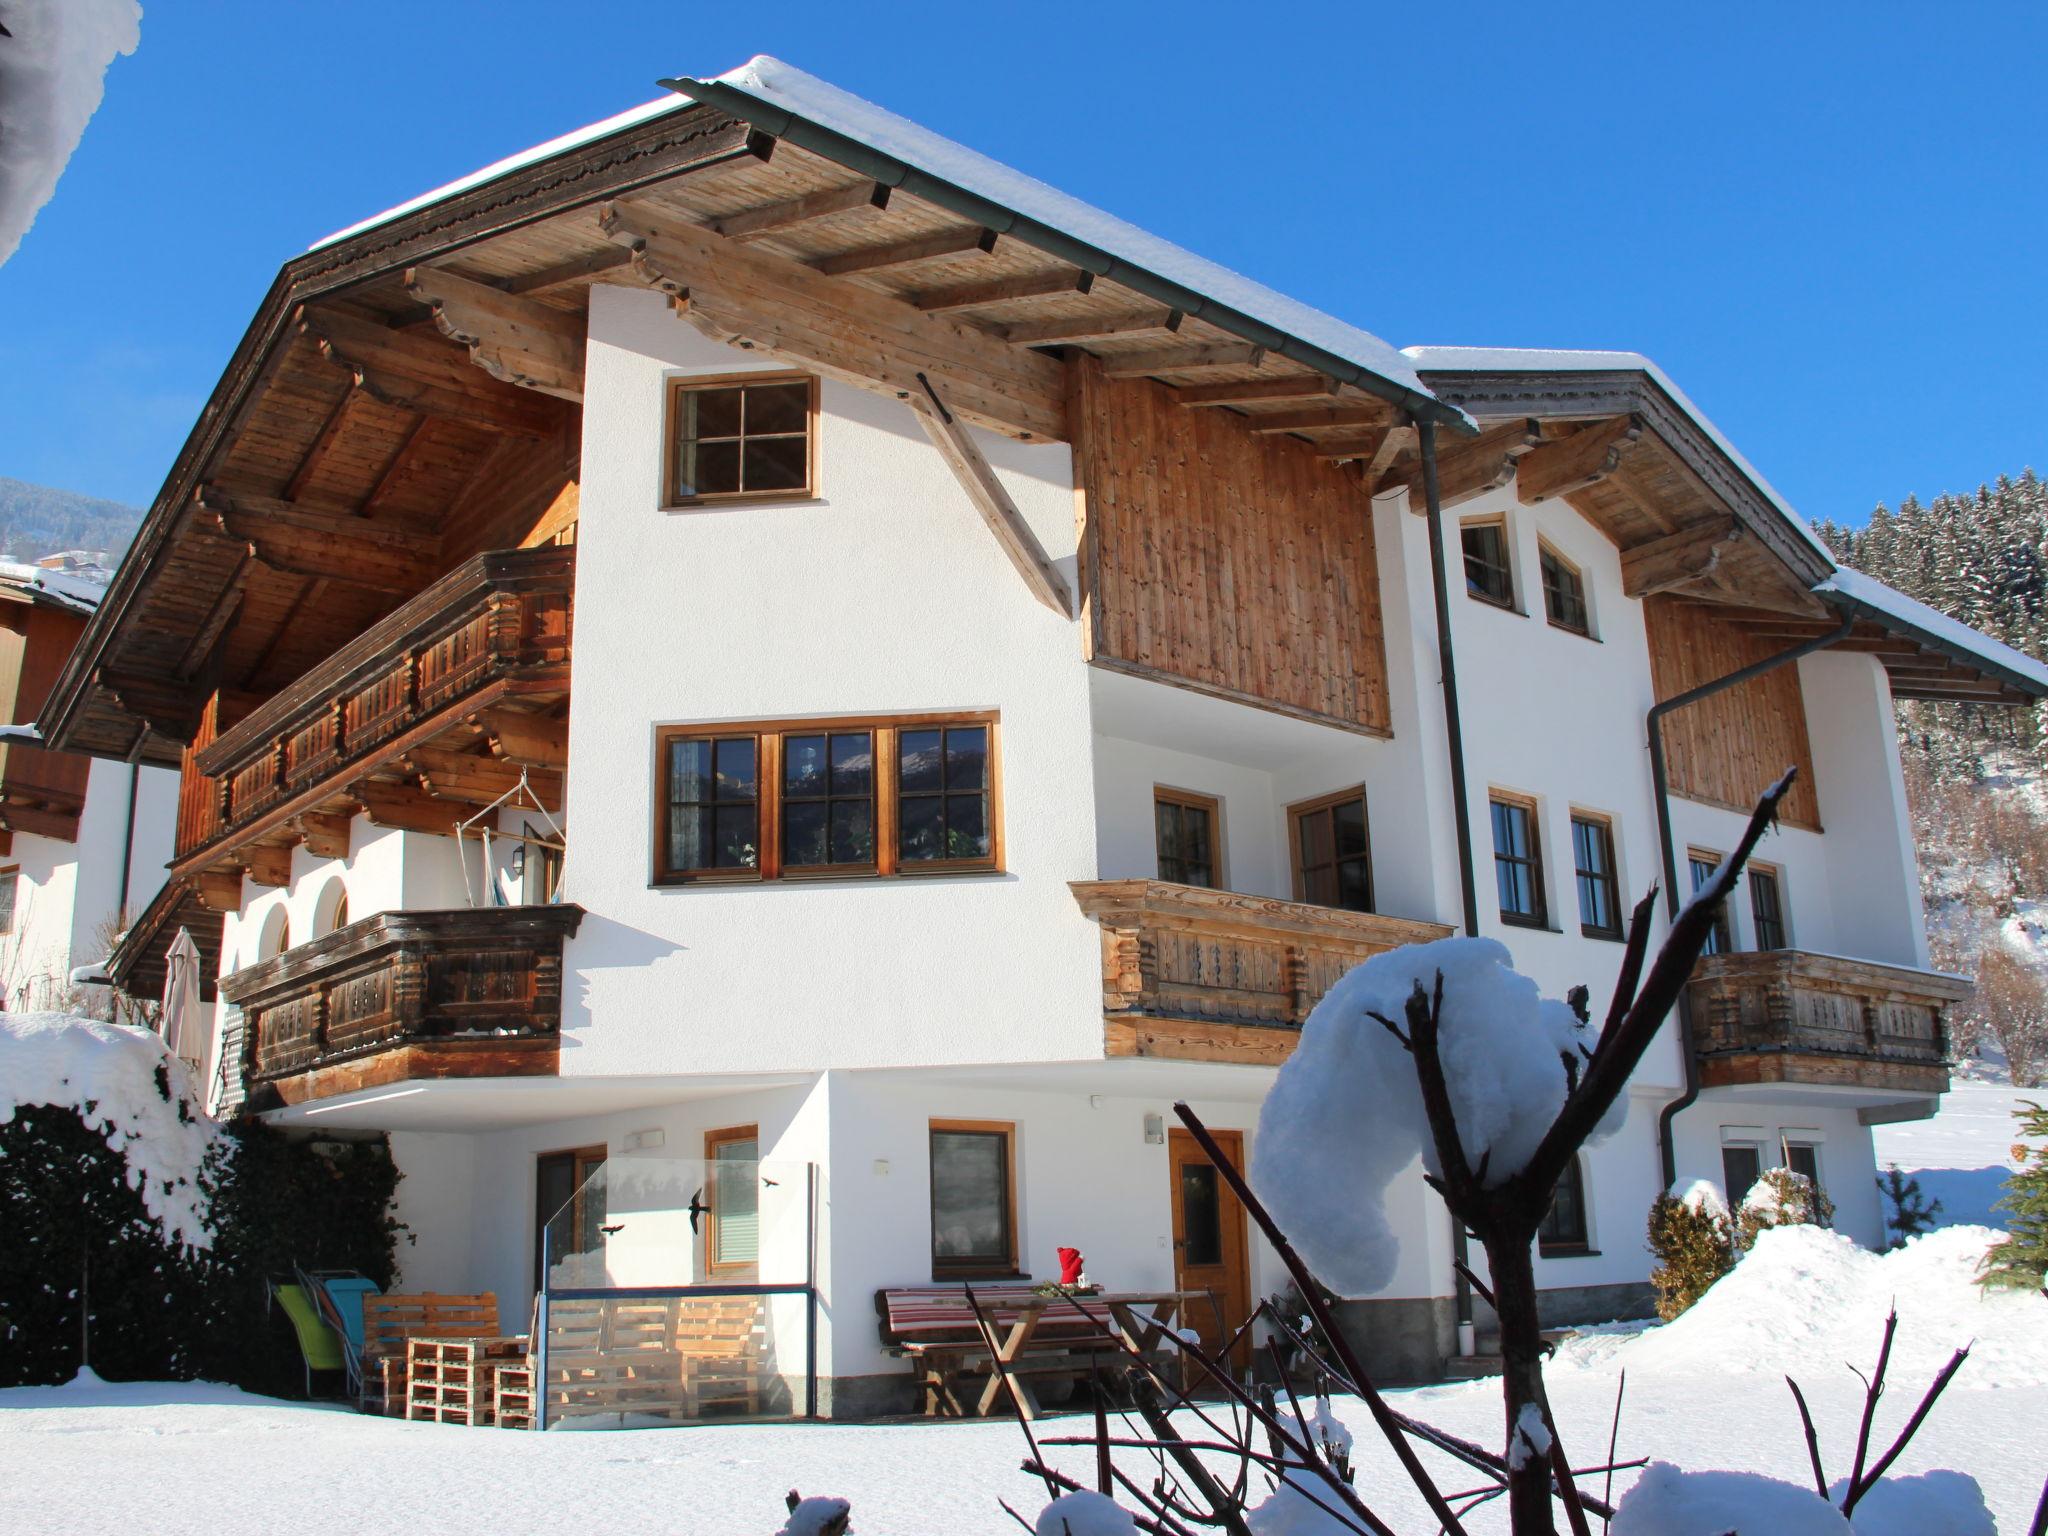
top-left (1168, 1128), bottom-right (1252, 1370)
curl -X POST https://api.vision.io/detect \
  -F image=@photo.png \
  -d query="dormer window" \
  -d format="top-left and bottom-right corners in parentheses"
top-left (664, 373), bottom-right (817, 507)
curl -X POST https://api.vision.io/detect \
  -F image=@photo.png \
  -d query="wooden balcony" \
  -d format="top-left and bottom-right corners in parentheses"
top-left (1683, 950), bottom-right (1968, 1097)
top-left (218, 904), bottom-right (584, 1109)
top-left (175, 545), bottom-right (573, 871)
top-left (0, 737), bottom-right (91, 843)
top-left (1070, 880), bottom-right (1454, 1065)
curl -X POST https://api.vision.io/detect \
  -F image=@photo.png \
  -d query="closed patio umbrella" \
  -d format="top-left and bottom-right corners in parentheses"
top-left (160, 927), bottom-right (205, 1075)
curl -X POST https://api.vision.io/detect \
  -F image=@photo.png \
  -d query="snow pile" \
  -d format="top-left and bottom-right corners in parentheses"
top-left (1830, 1472), bottom-right (1996, 1536)
top-left (1034, 1491), bottom-right (1134, 1536)
top-left (1611, 1463), bottom-right (1850, 1534)
top-left (1251, 938), bottom-right (1618, 1294)
top-left (1606, 1223), bottom-right (2045, 1389)
top-left (0, 1012), bottom-right (220, 1250)
top-left (1672, 1177), bottom-right (1730, 1217)
top-left (0, 0), bottom-right (141, 265)
top-left (775, 1494), bottom-right (852, 1536)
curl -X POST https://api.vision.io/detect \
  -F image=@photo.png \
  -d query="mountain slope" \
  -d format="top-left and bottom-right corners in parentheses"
top-left (0, 476), bottom-right (143, 560)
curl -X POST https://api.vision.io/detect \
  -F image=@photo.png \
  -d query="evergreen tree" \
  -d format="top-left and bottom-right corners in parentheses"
top-left (1876, 1164), bottom-right (1943, 1249)
top-left (1982, 1100), bottom-right (2048, 1292)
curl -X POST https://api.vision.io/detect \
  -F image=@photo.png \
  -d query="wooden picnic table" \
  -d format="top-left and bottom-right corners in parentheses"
top-left (971, 1288), bottom-right (1201, 1419)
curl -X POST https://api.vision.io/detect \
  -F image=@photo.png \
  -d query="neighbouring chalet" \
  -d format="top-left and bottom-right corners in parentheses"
top-left (0, 558), bottom-right (177, 1014)
top-left (40, 58), bottom-right (2048, 1412)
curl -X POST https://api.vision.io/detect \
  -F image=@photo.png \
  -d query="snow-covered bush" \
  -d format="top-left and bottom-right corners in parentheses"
top-left (1646, 1180), bottom-right (1735, 1320)
top-left (1735, 1166), bottom-right (1835, 1249)
top-left (776, 1492), bottom-right (852, 1536)
top-left (1610, 1462), bottom-right (1850, 1534)
top-left (1033, 1491), bottom-right (1134, 1535)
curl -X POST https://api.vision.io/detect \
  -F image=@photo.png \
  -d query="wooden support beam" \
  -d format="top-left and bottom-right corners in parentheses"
top-left (292, 811), bottom-right (353, 861)
top-left (1100, 343), bottom-right (1265, 379)
top-left (174, 551), bottom-right (251, 681)
top-left (0, 802), bottom-right (83, 840)
top-left (197, 870), bottom-right (245, 912)
top-left (996, 309), bottom-right (1182, 347)
top-left (1389, 419), bottom-right (1544, 512)
top-left (403, 745), bottom-right (563, 815)
top-left (98, 668), bottom-right (209, 741)
top-left (283, 388), bottom-right (362, 503)
top-left (244, 844), bottom-right (292, 888)
top-left (353, 780), bottom-right (472, 837)
top-left (601, 199), bottom-right (1067, 441)
top-left (1621, 517), bottom-right (1743, 598)
top-left (1244, 405), bottom-right (1390, 435)
top-left (1515, 414), bottom-right (1647, 504)
top-left (197, 486), bottom-right (438, 557)
top-left (501, 246), bottom-right (635, 295)
top-left (196, 486), bottom-right (438, 595)
top-left (297, 305), bottom-right (562, 437)
top-left (1316, 424), bottom-right (1415, 473)
top-left (907, 383), bottom-right (1072, 617)
top-left (1172, 375), bottom-right (1340, 407)
top-left (476, 708), bottom-right (568, 770)
top-left (709, 179), bottom-right (891, 241)
top-left (910, 268), bottom-right (1093, 313)
top-left (404, 267), bottom-right (587, 402)
top-left (811, 225), bottom-right (997, 278)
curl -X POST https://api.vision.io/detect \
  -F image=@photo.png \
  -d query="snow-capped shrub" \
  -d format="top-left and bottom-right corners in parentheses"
top-left (1735, 1167), bottom-right (1835, 1249)
top-left (1034, 1491), bottom-right (1133, 1535)
top-left (1611, 1462), bottom-right (1851, 1533)
top-left (776, 1493), bottom-right (852, 1536)
top-left (1646, 1182), bottom-right (1735, 1321)
top-left (1829, 1470), bottom-right (1996, 1536)
top-left (1251, 937), bottom-right (1619, 1295)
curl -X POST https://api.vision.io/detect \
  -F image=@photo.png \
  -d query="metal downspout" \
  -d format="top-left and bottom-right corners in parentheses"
top-left (1649, 614), bottom-right (1854, 1186)
top-left (1415, 420), bottom-right (1480, 1355)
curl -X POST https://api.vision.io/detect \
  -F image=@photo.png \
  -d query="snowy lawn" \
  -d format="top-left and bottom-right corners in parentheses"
top-left (1874, 1073), bottom-right (2037, 1230)
top-left (4, 1226), bottom-right (2039, 1535)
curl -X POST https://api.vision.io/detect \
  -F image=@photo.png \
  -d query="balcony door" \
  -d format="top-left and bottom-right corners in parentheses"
top-left (1168, 1128), bottom-right (1251, 1372)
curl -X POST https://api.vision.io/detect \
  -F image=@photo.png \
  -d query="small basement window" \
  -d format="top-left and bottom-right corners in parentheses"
top-left (665, 373), bottom-right (817, 506)
top-left (1461, 518), bottom-right (1514, 609)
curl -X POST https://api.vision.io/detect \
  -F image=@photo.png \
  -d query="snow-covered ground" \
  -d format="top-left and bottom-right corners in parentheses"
top-left (2, 1223), bottom-right (2037, 1534)
top-left (1874, 1072), bottom-right (2036, 1230)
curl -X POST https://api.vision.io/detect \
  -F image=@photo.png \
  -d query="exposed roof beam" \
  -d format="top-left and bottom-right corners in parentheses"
top-left (352, 779), bottom-right (475, 837)
top-left (1318, 424), bottom-right (1415, 473)
top-left (600, 198), bottom-right (1066, 441)
top-left (910, 268), bottom-right (1092, 313)
top-left (296, 305), bottom-right (562, 437)
top-left (995, 309), bottom-right (1182, 346)
top-left (291, 812), bottom-right (352, 861)
top-left (1620, 517), bottom-right (1743, 598)
top-left (1243, 405), bottom-right (1390, 435)
top-left (907, 380), bottom-right (1071, 617)
top-left (243, 843), bottom-right (292, 888)
top-left (1172, 376), bottom-right (1340, 407)
top-left (196, 870), bottom-right (245, 912)
top-left (404, 266), bottom-right (587, 402)
top-left (473, 707), bottom-right (568, 770)
top-left (811, 225), bottom-right (997, 277)
top-left (1100, 343), bottom-right (1265, 379)
top-left (403, 745), bottom-right (563, 815)
top-left (282, 388), bottom-right (362, 503)
top-left (1515, 413), bottom-right (1647, 504)
top-left (196, 485), bottom-right (438, 595)
top-left (500, 246), bottom-right (636, 294)
top-left (1385, 418), bottom-right (1543, 512)
top-left (709, 179), bottom-right (891, 241)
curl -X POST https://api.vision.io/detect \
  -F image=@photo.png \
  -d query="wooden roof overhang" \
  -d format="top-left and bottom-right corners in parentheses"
top-left (47, 94), bottom-right (1459, 768)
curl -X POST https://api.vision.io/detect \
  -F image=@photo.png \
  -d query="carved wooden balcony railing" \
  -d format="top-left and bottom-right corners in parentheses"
top-left (218, 904), bottom-right (585, 1109)
top-left (174, 546), bottom-right (573, 866)
top-left (1070, 880), bottom-right (1454, 1065)
top-left (1683, 950), bottom-right (1969, 1097)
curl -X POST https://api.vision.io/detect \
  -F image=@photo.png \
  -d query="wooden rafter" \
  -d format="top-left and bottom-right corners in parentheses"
top-left (1319, 424), bottom-right (1415, 474)
top-left (197, 485), bottom-right (438, 595)
top-left (811, 225), bottom-right (997, 277)
top-left (244, 843), bottom-right (292, 888)
top-left (474, 707), bottom-right (568, 770)
top-left (1101, 343), bottom-right (1265, 379)
top-left (297, 305), bottom-right (562, 437)
top-left (600, 199), bottom-right (1066, 440)
top-left (910, 269), bottom-right (1093, 313)
top-left (1620, 517), bottom-right (1743, 598)
top-left (1387, 418), bottom-right (1544, 512)
top-left (1172, 376), bottom-right (1340, 407)
top-left (908, 380), bottom-right (1072, 617)
top-left (403, 266), bottom-right (587, 401)
top-left (1244, 405), bottom-right (1389, 435)
top-left (501, 246), bottom-right (635, 294)
top-left (353, 780), bottom-right (473, 837)
top-left (282, 388), bottom-right (362, 502)
top-left (708, 179), bottom-right (891, 241)
top-left (1515, 414), bottom-right (1647, 504)
top-left (291, 811), bottom-right (352, 860)
top-left (995, 309), bottom-right (1183, 346)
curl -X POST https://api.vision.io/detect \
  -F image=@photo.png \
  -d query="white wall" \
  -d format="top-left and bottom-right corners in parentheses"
top-left (559, 285), bottom-right (1105, 1076)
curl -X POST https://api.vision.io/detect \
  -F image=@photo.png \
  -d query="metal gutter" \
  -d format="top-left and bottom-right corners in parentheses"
top-left (1647, 615), bottom-right (1853, 1185)
top-left (663, 76), bottom-right (1472, 433)
top-left (1815, 580), bottom-right (2048, 701)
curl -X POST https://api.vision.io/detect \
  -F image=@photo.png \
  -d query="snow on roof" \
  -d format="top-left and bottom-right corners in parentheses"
top-left (1402, 344), bottom-right (1836, 564)
top-left (692, 57), bottom-right (1441, 410)
top-left (0, 559), bottom-right (106, 614)
top-left (1818, 566), bottom-right (2048, 696)
top-left (310, 95), bottom-right (686, 250)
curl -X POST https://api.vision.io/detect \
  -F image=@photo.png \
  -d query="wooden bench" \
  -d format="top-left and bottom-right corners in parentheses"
top-left (358, 1293), bottom-right (502, 1414)
top-left (876, 1284), bottom-right (1118, 1417)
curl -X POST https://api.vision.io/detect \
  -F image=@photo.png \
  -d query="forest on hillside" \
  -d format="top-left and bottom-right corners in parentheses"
top-left (1818, 469), bottom-right (2048, 1082)
top-left (0, 476), bottom-right (142, 561)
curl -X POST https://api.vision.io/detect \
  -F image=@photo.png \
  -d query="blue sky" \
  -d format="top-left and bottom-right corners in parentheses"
top-left (1, 3), bottom-right (2042, 528)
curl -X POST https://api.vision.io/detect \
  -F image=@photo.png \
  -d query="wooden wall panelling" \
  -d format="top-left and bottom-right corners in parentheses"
top-left (1070, 356), bottom-right (1391, 735)
top-left (1644, 595), bottom-right (1822, 830)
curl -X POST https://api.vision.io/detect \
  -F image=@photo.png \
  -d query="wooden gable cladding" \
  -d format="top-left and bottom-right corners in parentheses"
top-left (1071, 356), bottom-right (1392, 735)
top-left (1644, 594), bottom-right (1822, 831)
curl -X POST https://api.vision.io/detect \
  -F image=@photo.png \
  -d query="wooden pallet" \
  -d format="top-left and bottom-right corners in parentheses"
top-left (495, 1364), bottom-right (536, 1431)
top-left (539, 1295), bottom-right (768, 1422)
top-left (363, 1292), bottom-right (502, 1358)
top-left (405, 1336), bottom-right (525, 1426)
top-left (362, 1353), bottom-right (410, 1417)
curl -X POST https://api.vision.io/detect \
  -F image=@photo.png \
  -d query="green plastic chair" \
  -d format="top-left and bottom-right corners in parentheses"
top-left (272, 1283), bottom-right (345, 1397)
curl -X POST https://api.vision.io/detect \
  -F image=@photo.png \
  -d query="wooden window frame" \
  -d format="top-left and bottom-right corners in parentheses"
top-left (0, 865), bottom-right (17, 936)
top-left (1538, 1154), bottom-right (1592, 1256)
top-left (1569, 811), bottom-right (1622, 941)
top-left (652, 711), bottom-right (1001, 886)
top-left (1489, 791), bottom-right (1547, 928)
top-left (1749, 862), bottom-right (1789, 951)
top-left (704, 1123), bottom-right (762, 1277)
top-left (1688, 848), bottom-right (1733, 954)
top-left (928, 1117), bottom-right (1020, 1280)
top-left (1538, 539), bottom-right (1592, 637)
top-left (662, 370), bottom-right (820, 510)
top-left (1153, 786), bottom-right (1223, 890)
top-left (1287, 785), bottom-right (1374, 913)
top-left (1460, 515), bottom-right (1516, 610)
